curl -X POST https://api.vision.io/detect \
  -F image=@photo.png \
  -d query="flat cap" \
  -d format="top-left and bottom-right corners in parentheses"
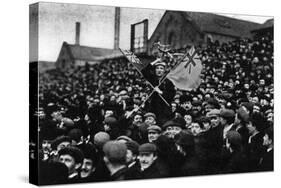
top-left (144, 112), bottom-right (156, 119)
top-left (147, 125), bottom-right (162, 133)
top-left (206, 109), bottom-right (220, 118)
top-left (220, 109), bottom-right (235, 118)
top-left (162, 120), bottom-right (185, 130)
top-left (104, 116), bottom-right (117, 125)
top-left (192, 100), bottom-right (202, 106)
top-left (139, 143), bottom-right (157, 154)
top-left (116, 135), bottom-right (132, 142)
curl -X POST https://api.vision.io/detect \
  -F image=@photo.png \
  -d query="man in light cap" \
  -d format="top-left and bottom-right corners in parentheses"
top-left (141, 58), bottom-right (176, 125)
top-left (144, 112), bottom-right (157, 126)
top-left (138, 143), bottom-right (163, 179)
top-left (147, 125), bottom-right (162, 143)
top-left (103, 141), bottom-right (128, 181)
top-left (206, 109), bottom-right (221, 128)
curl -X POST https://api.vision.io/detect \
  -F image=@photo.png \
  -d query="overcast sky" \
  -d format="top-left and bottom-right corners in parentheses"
top-left (31, 2), bottom-right (272, 62)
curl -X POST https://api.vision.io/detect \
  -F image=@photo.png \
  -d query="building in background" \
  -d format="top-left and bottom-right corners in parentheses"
top-left (55, 9), bottom-right (266, 70)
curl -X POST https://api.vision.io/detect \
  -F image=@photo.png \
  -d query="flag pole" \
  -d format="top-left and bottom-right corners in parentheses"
top-left (119, 48), bottom-right (170, 107)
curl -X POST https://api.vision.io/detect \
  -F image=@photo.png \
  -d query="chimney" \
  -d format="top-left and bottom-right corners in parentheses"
top-left (114, 7), bottom-right (120, 49)
top-left (75, 22), bottom-right (80, 45)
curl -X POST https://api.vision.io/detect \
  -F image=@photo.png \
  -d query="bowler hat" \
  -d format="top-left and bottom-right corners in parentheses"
top-left (58, 146), bottom-right (84, 164)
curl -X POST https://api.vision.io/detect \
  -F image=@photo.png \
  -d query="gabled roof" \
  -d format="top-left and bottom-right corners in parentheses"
top-left (180, 11), bottom-right (261, 38)
top-left (149, 10), bottom-right (261, 41)
top-left (63, 42), bottom-right (123, 61)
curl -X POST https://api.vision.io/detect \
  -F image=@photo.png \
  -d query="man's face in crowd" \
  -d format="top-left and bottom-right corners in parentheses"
top-left (192, 105), bottom-right (202, 115)
top-left (51, 111), bottom-right (63, 122)
top-left (182, 101), bottom-right (192, 111)
top-left (244, 83), bottom-right (250, 90)
top-left (80, 158), bottom-right (95, 178)
top-left (138, 152), bottom-right (157, 170)
top-left (246, 122), bottom-right (256, 135)
top-left (165, 126), bottom-right (182, 138)
top-left (253, 105), bottom-right (261, 113)
top-left (155, 65), bottom-right (165, 77)
top-left (210, 115), bottom-right (220, 128)
top-left (259, 79), bottom-right (265, 86)
top-left (263, 133), bottom-right (272, 147)
top-left (171, 102), bottom-right (177, 112)
top-left (202, 121), bottom-right (211, 131)
top-left (126, 149), bottom-right (137, 164)
top-left (148, 131), bottom-right (160, 143)
top-left (57, 141), bottom-right (71, 151)
top-left (42, 140), bottom-right (51, 151)
top-left (260, 99), bottom-right (269, 107)
top-left (220, 117), bottom-right (227, 126)
top-left (110, 95), bottom-right (116, 102)
top-left (184, 114), bottom-right (192, 127)
top-left (133, 114), bottom-right (143, 125)
top-left (252, 96), bottom-right (259, 104)
top-left (267, 112), bottom-right (273, 123)
top-left (59, 154), bottom-right (79, 175)
top-left (190, 122), bottom-right (201, 136)
top-left (145, 116), bottom-right (156, 126)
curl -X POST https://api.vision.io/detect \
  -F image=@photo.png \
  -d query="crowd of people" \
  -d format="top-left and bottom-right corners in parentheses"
top-left (32, 31), bottom-right (273, 185)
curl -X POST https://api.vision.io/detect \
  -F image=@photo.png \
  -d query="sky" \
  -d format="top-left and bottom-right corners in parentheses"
top-left (30, 2), bottom-right (272, 62)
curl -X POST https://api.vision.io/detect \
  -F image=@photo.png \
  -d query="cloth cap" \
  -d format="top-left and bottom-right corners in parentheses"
top-left (220, 109), bottom-right (235, 119)
top-left (104, 116), bottom-right (117, 125)
top-left (116, 135), bottom-right (132, 142)
top-left (139, 143), bottom-right (157, 154)
top-left (147, 125), bottom-right (162, 133)
top-left (206, 109), bottom-right (220, 118)
top-left (62, 118), bottom-right (75, 127)
top-left (144, 112), bottom-right (156, 119)
top-left (163, 120), bottom-right (185, 130)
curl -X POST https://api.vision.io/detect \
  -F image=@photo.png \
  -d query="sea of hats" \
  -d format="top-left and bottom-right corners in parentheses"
top-left (33, 32), bottom-right (273, 185)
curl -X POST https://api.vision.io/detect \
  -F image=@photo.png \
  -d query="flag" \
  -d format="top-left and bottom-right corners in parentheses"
top-left (166, 46), bottom-right (202, 91)
top-left (119, 48), bottom-right (149, 71)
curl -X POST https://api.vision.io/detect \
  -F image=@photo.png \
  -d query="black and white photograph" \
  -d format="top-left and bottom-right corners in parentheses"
top-left (29, 1), bottom-right (274, 186)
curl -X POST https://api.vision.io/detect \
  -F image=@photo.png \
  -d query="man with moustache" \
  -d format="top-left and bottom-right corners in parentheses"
top-left (138, 143), bottom-right (164, 179)
top-left (78, 144), bottom-right (98, 182)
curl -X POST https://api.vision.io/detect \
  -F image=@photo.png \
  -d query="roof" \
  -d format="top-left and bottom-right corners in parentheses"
top-left (180, 11), bottom-right (261, 38)
top-left (251, 18), bottom-right (273, 32)
top-left (64, 42), bottom-right (123, 61)
top-left (149, 11), bottom-right (261, 41)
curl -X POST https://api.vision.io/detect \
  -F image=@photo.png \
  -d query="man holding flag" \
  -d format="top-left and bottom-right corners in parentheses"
top-left (120, 45), bottom-right (202, 126)
top-left (141, 58), bottom-right (176, 125)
